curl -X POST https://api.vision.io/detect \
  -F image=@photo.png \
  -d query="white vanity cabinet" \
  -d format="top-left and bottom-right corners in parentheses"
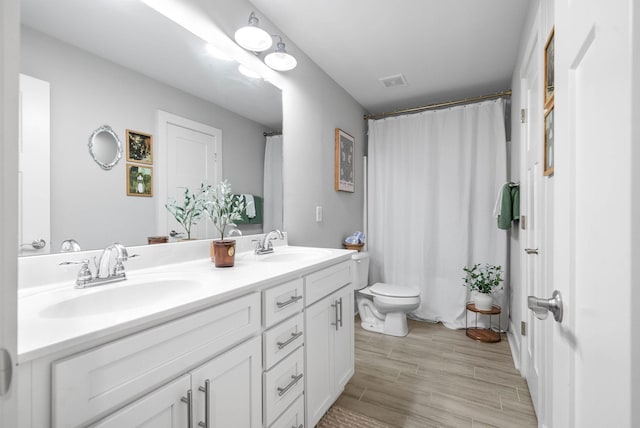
top-left (51, 293), bottom-right (262, 427)
top-left (91, 373), bottom-right (192, 428)
top-left (93, 337), bottom-right (262, 428)
top-left (18, 246), bottom-right (356, 428)
top-left (303, 261), bottom-right (354, 428)
top-left (262, 278), bottom-right (306, 427)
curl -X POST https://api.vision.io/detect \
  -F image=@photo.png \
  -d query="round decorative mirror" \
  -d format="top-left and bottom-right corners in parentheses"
top-left (88, 125), bottom-right (122, 170)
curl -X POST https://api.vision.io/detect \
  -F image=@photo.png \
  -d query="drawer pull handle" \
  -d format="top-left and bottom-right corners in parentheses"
top-left (276, 295), bottom-right (303, 308)
top-left (291, 425), bottom-right (303, 428)
top-left (198, 379), bottom-right (210, 428)
top-left (277, 331), bottom-right (303, 350)
top-left (181, 389), bottom-right (193, 428)
top-left (338, 297), bottom-right (343, 328)
top-left (331, 301), bottom-right (339, 331)
top-left (277, 373), bottom-right (303, 397)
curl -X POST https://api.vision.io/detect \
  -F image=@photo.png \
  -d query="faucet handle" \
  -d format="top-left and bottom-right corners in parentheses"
top-left (59, 259), bottom-right (93, 285)
top-left (113, 253), bottom-right (140, 276)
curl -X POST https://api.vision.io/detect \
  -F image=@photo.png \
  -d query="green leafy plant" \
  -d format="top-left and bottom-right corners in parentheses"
top-left (204, 180), bottom-right (245, 240)
top-left (462, 264), bottom-right (504, 294)
top-left (164, 183), bottom-right (209, 240)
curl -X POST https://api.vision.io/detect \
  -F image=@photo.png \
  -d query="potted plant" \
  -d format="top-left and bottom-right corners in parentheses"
top-left (462, 263), bottom-right (504, 310)
top-left (164, 183), bottom-right (209, 240)
top-left (204, 180), bottom-right (245, 267)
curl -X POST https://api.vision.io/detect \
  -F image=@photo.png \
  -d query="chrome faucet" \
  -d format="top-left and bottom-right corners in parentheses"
top-left (97, 243), bottom-right (129, 278)
top-left (255, 230), bottom-right (284, 255)
top-left (60, 242), bottom-right (139, 288)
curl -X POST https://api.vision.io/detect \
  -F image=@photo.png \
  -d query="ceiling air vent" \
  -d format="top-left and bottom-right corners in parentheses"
top-left (378, 74), bottom-right (408, 88)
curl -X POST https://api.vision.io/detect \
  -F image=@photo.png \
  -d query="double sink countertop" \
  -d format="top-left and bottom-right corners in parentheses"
top-left (18, 242), bottom-right (354, 363)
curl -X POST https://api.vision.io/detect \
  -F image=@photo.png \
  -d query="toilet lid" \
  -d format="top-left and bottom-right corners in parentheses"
top-left (369, 282), bottom-right (420, 298)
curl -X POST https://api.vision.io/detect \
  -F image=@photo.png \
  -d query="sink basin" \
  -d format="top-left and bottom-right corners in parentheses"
top-left (40, 276), bottom-right (207, 318)
top-left (248, 247), bottom-right (333, 263)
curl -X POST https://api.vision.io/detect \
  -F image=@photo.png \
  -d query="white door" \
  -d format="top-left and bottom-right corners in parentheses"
top-left (190, 337), bottom-right (262, 428)
top-left (552, 1), bottom-right (635, 426)
top-left (92, 374), bottom-right (191, 428)
top-left (156, 111), bottom-right (222, 239)
top-left (18, 74), bottom-right (50, 255)
top-left (520, 25), bottom-right (547, 422)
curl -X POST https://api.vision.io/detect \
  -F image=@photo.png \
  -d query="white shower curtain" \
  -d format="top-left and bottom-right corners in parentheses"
top-left (263, 134), bottom-right (283, 231)
top-left (368, 100), bottom-right (508, 329)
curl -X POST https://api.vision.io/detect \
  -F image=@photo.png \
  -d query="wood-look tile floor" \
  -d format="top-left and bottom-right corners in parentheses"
top-left (335, 317), bottom-right (538, 428)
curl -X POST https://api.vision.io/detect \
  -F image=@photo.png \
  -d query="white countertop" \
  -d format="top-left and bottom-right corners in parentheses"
top-left (18, 244), bottom-right (354, 363)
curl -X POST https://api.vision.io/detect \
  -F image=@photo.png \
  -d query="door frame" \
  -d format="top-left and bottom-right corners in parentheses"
top-left (155, 110), bottom-right (222, 236)
top-left (519, 15), bottom-right (549, 424)
top-left (0, 0), bottom-right (20, 425)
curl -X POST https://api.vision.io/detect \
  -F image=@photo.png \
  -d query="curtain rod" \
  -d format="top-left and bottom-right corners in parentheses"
top-left (363, 90), bottom-right (512, 121)
top-left (263, 131), bottom-right (282, 137)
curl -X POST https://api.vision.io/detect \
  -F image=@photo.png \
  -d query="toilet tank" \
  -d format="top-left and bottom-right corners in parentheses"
top-left (352, 252), bottom-right (370, 290)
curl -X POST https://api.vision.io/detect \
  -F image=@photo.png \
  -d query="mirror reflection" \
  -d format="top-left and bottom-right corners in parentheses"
top-left (88, 125), bottom-right (122, 171)
top-left (19, 0), bottom-right (283, 256)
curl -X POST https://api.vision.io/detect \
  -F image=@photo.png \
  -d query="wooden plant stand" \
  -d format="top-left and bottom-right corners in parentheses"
top-left (465, 303), bottom-right (501, 343)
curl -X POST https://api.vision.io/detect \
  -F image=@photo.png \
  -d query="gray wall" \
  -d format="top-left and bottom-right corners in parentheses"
top-left (21, 27), bottom-right (271, 251)
top-left (281, 72), bottom-right (367, 248)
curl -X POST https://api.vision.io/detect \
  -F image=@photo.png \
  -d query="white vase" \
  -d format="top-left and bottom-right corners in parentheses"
top-left (474, 293), bottom-right (493, 311)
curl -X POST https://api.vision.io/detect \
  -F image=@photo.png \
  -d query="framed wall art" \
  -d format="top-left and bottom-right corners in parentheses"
top-left (544, 106), bottom-right (554, 176)
top-left (544, 27), bottom-right (555, 108)
top-left (126, 164), bottom-right (153, 197)
top-left (126, 129), bottom-right (153, 164)
top-left (335, 128), bottom-right (355, 192)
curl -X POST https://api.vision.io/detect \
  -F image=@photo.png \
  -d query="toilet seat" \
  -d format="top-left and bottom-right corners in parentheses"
top-left (369, 282), bottom-right (419, 298)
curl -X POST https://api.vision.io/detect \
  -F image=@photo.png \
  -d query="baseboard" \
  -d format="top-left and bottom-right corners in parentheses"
top-left (507, 319), bottom-right (521, 372)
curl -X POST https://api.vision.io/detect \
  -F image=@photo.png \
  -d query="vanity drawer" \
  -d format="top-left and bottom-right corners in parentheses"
top-left (304, 260), bottom-right (351, 306)
top-left (263, 278), bottom-right (304, 328)
top-left (264, 346), bottom-right (305, 426)
top-left (263, 312), bottom-right (304, 370)
top-left (269, 393), bottom-right (305, 428)
top-left (52, 292), bottom-right (261, 428)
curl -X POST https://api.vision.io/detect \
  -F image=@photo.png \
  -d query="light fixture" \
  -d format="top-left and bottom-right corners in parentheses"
top-left (264, 37), bottom-right (297, 71)
top-left (234, 12), bottom-right (272, 52)
top-left (234, 12), bottom-right (298, 72)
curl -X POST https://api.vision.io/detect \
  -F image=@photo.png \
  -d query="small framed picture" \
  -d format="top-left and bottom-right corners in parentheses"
top-left (544, 106), bottom-right (554, 176)
top-left (544, 27), bottom-right (555, 108)
top-left (126, 129), bottom-right (153, 164)
top-left (335, 128), bottom-right (355, 192)
top-left (126, 164), bottom-right (153, 197)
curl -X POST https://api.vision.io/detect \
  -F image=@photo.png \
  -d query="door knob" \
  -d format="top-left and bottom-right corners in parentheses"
top-left (528, 290), bottom-right (563, 322)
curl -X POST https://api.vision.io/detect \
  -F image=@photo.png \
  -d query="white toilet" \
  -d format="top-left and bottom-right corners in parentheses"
top-left (353, 252), bottom-right (421, 337)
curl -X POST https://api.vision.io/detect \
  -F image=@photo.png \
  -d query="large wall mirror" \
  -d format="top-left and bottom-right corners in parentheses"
top-left (19, 0), bottom-right (283, 256)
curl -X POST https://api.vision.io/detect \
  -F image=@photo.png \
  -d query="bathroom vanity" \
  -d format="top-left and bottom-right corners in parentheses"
top-left (16, 238), bottom-right (355, 427)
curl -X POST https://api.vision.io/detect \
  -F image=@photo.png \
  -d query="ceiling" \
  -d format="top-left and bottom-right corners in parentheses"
top-left (250, 0), bottom-right (530, 114)
top-left (20, 0), bottom-right (530, 124)
top-left (20, 0), bottom-right (283, 130)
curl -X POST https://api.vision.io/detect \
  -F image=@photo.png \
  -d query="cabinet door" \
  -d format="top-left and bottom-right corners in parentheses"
top-left (333, 283), bottom-right (354, 392)
top-left (191, 336), bottom-right (262, 428)
top-left (92, 374), bottom-right (190, 428)
top-left (304, 293), bottom-right (335, 428)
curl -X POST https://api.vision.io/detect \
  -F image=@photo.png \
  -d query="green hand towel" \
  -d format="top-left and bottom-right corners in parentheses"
top-left (511, 185), bottom-right (520, 220)
top-left (234, 195), bottom-right (263, 225)
top-left (497, 183), bottom-right (512, 230)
